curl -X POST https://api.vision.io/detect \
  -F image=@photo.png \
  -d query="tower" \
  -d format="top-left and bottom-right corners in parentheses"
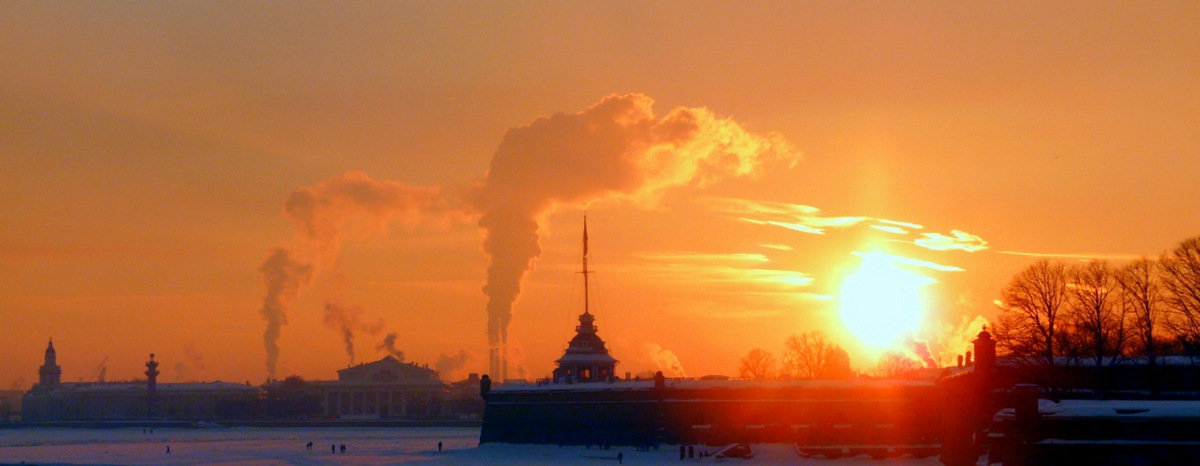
top-left (38, 339), bottom-right (62, 387)
top-left (552, 216), bottom-right (618, 383)
top-left (145, 353), bottom-right (160, 418)
top-left (973, 326), bottom-right (996, 373)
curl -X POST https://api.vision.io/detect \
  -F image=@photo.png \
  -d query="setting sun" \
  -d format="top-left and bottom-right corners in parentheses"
top-left (839, 252), bottom-right (935, 349)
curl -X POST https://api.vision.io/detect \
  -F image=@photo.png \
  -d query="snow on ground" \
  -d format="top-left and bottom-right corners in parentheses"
top-left (0, 427), bottom-right (944, 464)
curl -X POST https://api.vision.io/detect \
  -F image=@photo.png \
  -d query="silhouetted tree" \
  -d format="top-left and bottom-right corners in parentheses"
top-left (1067, 260), bottom-right (1125, 366)
top-left (1119, 258), bottom-right (1163, 366)
top-left (995, 260), bottom-right (1069, 364)
top-left (783, 331), bottom-right (850, 379)
top-left (873, 351), bottom-right (920, 378)
top-left (738, 348), bottom-right (776, 380)
top-left (263, 375), bottom-right (322, 418)
top-left (1162, 237), bottom-right (1200, 353)
top-left (824, 346), bottom-right (853, 379)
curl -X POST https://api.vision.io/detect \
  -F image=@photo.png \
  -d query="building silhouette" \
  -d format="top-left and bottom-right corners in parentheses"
top-left (552, 217), bottom-right (618, 383)
top-left (22, 341), bottom-right (260, 422)
top-left (316, 355), bottom-right (445, 419)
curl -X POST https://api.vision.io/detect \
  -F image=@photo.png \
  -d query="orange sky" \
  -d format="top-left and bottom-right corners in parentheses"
top-left (2, 2), bottom-right (1199, 388)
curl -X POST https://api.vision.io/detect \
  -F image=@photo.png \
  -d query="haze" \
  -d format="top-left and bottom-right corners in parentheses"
top-left (2, 2), bottom-right (1198, 388)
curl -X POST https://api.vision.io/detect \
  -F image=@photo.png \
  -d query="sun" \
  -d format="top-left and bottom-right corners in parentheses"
top-left (839, 252), bottom-right (933, 349)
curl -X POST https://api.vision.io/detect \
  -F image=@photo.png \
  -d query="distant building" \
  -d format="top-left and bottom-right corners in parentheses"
top-left (316, 355), bottom-right (446, 419)
top-left (553, 311), bottom-right (618, 383)
top-left (551, 217), bottom-right (618, 383)
top-left (21, 340), bottom-right (261, 422)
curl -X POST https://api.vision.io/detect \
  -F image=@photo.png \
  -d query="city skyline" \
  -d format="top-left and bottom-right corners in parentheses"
top-left (3, 2), bottom-right (1199, 388)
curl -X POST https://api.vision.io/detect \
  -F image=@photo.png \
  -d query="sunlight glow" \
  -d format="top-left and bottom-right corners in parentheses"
top-left (839, 252), bottom-right (934, 349)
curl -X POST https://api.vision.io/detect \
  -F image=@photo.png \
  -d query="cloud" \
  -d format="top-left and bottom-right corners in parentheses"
top-left (996, 250), bottom-right (1144, 261)
top-left (852, 251), bottom-right (963, 274)
top-left (914, 230), bottom-right (989, 252)
top-left (469, 93), bottom-right (795, 378)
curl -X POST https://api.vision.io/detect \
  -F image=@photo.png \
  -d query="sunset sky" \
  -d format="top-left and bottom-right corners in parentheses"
top-left (3, 2), bottom-right (1199, 388)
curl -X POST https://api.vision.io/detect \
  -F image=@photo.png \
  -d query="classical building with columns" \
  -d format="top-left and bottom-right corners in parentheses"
top-left (317, 355), bottom-right (446, 419)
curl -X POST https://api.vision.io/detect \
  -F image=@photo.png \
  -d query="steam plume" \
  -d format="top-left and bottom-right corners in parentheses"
top-left (644, 342), bottom-right (687, 377)
top-left (324, 301), bottom-right (384, 366)
top-left (258, 171), bottom-right (449, 379)
top-left (377, 332), bottom-right (405, 361)
top-left (436, 349), bottom-right (470, 377)
top-left (259, 248), bottom-right (312, 379)
top-left (471, 93), bottom-right (794, 378)
top-left (903, 337), bottom-right (937, 368)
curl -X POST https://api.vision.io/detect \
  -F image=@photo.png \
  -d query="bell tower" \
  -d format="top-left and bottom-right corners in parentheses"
top-left (38, 339), bottom-right (62, 387)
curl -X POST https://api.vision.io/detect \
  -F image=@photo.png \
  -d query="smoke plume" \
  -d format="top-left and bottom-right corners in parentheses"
top-left (377, 332), bottom-right (405, 361)
top-left (436, 349), bottom-right (471, 377)
top-left (324, 301), bottom-right (384, 366)
top-left (903, 337), bottom-right (937, 368)
top-left (927, 315), bottom-right (991, 366)
top-left (471, 93), bottom-right (794, 378)
top-left (258, 171), bottom-right (450, 379)
top-left (172, 345), bottom-right (206, 382)
top-left (644, 342), bottom-right (687, 377)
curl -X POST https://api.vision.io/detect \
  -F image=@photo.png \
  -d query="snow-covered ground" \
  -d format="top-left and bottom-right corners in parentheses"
top-left (0, 427), bottom-right (945, 464)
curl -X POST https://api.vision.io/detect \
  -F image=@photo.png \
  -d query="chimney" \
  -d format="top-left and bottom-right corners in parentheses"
top-left (973, 327), bottom-right (996, 373)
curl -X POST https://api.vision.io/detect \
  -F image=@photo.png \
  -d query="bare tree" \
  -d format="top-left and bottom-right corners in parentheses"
top-left (738, 348), bottom-right (776, 380)
top-left (996, 260), bottom-right (1070, 364)
top-left (1118, 258), bottom-right (1162, 366)
top-left (1163, 237), bottom-right (1200, 353)
top-left (1067, 260), bottom-right (1125, 366)
top-left (873, 351), bottom-right (921, 378)
top-left (783, 331), bottom-right (846, 379)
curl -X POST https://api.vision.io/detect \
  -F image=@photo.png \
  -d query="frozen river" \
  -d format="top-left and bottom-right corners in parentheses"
top-left (0, 426), bottom-right (475, 464)
top-left (0, 426), bottom-right (947, 464)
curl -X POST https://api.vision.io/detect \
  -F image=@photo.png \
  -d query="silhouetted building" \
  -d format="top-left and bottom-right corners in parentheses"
top-left (21, 341), bottom-right (261, 422)
top-left (551, 217), bottom-right (618, 383)
top-left (553, 311), bottom-right (618, 383)
top-left (316, 355), bottom-right (445, 419)
top-left (38, 339), bottom-right (61, 387)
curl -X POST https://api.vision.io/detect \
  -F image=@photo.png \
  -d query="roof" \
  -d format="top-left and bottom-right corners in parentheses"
top-left (31, 381), bottom-right (261, 395)
top-left (496, 378), bottom-right (936, 393)
top-left (336, 355), bottom-right (441, 384)
top-left (556, 353), bottom-right (619, 364)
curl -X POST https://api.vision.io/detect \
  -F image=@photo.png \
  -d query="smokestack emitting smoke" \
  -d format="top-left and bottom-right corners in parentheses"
top-left (471, 93), bottom-right (794, 380)
top-left (377, 332), bottom-right (405, 361)
top-left (259, 248), bottom-right (312, 380)
top-left (257, 94), bottom-right (792, 381)
top-left (258, 171), bottom-right (449, 379)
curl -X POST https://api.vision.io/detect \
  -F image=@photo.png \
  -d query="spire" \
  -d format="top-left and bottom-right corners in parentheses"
top-left (581, 214), bottom-right (592, 316)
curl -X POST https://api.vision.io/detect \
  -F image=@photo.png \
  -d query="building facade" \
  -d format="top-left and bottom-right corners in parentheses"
top-left (318, 355), bottom-right (446, 419)
top-left (21, 341), bottom-right (261, 422)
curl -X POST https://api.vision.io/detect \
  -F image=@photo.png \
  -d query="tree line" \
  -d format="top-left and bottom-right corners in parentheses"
top-left (994, 235), bottom-right (1200, 367)
top-left (738, 331), bottom-right (856, 380)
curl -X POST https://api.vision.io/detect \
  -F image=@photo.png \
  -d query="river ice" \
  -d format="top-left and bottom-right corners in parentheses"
top-left (0, 426), bottom-right (945, 464)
